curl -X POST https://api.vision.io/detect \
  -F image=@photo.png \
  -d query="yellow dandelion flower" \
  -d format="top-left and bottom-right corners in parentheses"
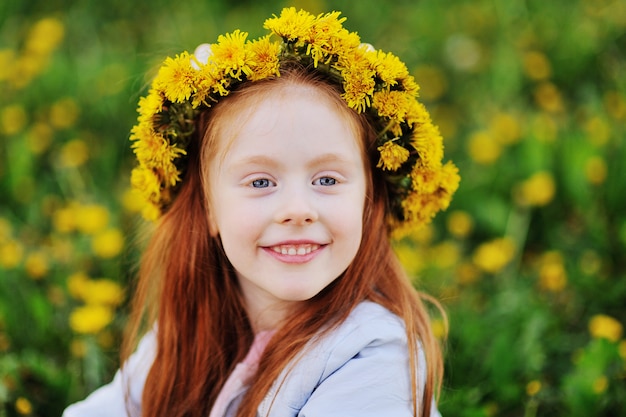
top-left (372, 90), bottom-right (412, 122)
top-left (67, 271), bottom-right (90, 300)
top-left (141, 201), bottom-right (162, 221)
top-left (305, 11), bottom-right (356, 65)
top-left (212, 30), bottom-right (252, 80)
top-left (264, 7), bottom-right (316, 43)
top-left (603, 90), bottom-right (626, 120)
top-left (91, 228), bottom-right (124, 259)
top-left (401, 192), bottom-right (443, 227)
top-left (26, 17), bottom-right (65, 55)
top-left (0, 240), bottom-right (24, 269)
top-left (534, 82), bottom-right (563, 113)
top-left (393, 242), bottom-right (425, 276)
top-left (131, 166), bottom-right (162, 204)
top-left (0, 104), bottom-right (28, 135)
top-left (526, 380), bottom-right (542, 396)
top-left (377, 141), bottom-right (410, 171)
top-left (25, 251), bottom-right (49, 280)
top-left (15, 397), bottom-right (33, 415)
top-left (516, 171), bottom-right (556, 207)
top-left (49, 97), bottom-right (79, 129)
top-left (153, 52), bottom-right (197, 103)
top-left (26, 122), bottom-right (53, 154)
top-left (136, 89), bottom-right (163, 123)
top-left (411, 120), bottom-right (444, 168)
top-left (489, 112), bottom-right (522, 145)
top-left (247, 36), bottom-right (281, 81)
top-left (593, 376), bottom-right (608, 394)
top-left (121, 187), bottom-right (145, 213)
top-left (338, 49), bottom-right (376, 112)
top-left (467, 131), bottom-right (502, 165)
top-left (585, 156), bottom-right (607, 185)
top-left (59, 139), bottom-right (89, 168)
top-left (411, 167), bottom-right (441, 195)
top-left (370, 50), bottom-right (410, 88)
top-left (69, 305), bottom-right (114, 334)
top-left (431, 318), bottom-right (448, 339)
top-left (447, 210), bottom-right (474, 238)
top-left (538, 252), bottom-right (567, 292)
top-left (472, 237), bottom-right (516, 274)
top-left (584, 116), bottom-right (610, 147)
top-left (82, 279), bottom-right (124, 306)
top-left (523, 51), bottom-right (552, 81)
top-left (70, 339), bottom-right (87, 357)
top-left (589, 314), bottom-right (623, 342)
top-left (75, 204), bottom-right (109, 235)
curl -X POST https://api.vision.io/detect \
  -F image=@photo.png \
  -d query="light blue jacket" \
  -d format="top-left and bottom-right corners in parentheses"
top-left (63, 301), bottom-right (441, 417)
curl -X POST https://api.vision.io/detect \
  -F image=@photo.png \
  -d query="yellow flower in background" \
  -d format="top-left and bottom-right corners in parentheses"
top-left (589, 314), bottom-right (623, 342)
top-left (81, 279), bottom-right (124, 306)
top-left (15, 397), bottom-right (33, 415)
top-left (69, 305), bottom-right (114, 334)
top-left (603, 90), bottom-right (626, 120)
top-left (49, 97), bottom-right (79, 129)
top-left (52, 204), bottom-right (78, 233)
top-left (75, 204), bottom-right (110, 235)
top-left (431, 318), bottom-right (448, 339)
top-left (26, 122), bottom-right (54, 154)
top-left (446, 210), bottom-right (474, 238)
top-left (377, 140), bottom-right (410, 171)
top-left (538, 251), bottom-right (567, 292)
top-left (393, 243), bottom-right (425, 277)
top-left (467, 131), bottom-right (502, 165)
top-left (70, 339), bottom-right (87, 357)
top-left (523, 51), bottom-right (552, 81)
top-left (25, 251), bottom-right (49, 280)
top-left (489, 112), bottom-right (522, 145)
top-left (526, 380), bottom-right (542, 396)
top-left (516, 171), bottom-right (556, 207)
top-left (456, 262), bottom-right (480, 285)
top-left (1, 104), bottom-right (28, 135)
top-left (429, 241), bottom-right (461, 269)
top-left (472, 237), bottom-right (516, 274)
top-left (25, 17), bottom-right (65, 55)
top-left (121, 188), bottom-right (146, 213)
top-left (67, 271), bottom-right (90, 299)
top-left (91, 228), bottom-right (124, 258)
top-left (585, 156), bottom-right (607, 185)
top-left (534, 82), bottom-right (564, 113)
top-left (0, 240), bottom-right (24, 269)
top-left (619, 340), bottom-right (626, 360)
top-left (584, 116), bottom-right (611, 147)
top-left (593, 376), bottom-right (608, 394)
top-left (59, 139), bottom-right (89, 168)
top-left (0, 49), bottom-right (16, 82)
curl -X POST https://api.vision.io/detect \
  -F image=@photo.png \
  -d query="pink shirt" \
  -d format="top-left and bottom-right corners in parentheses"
top-left (209, 331), bottom-right (275, 417)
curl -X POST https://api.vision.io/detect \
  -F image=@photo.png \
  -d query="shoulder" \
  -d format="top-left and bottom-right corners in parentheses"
top-left (260, 301), bottom-right (418, 417)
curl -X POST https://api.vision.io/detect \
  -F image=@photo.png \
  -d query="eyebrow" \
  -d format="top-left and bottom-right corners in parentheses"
top-left (231, 153), bottom-right (356, 170)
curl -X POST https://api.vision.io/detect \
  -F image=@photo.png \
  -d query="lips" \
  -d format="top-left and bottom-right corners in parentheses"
top-left (270, 243), bottom-right (320, 256)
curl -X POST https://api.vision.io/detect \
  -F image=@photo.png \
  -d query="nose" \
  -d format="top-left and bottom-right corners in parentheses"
top-left (274, 187), bottom-right (318, 225)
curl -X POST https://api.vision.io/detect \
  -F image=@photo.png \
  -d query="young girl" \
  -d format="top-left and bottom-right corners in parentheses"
top-left (64, 8), bottom-right (459, 417)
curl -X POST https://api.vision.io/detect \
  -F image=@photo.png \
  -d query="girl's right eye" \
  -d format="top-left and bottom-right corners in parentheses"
top-left (251, 178), bottom-right (273, 188)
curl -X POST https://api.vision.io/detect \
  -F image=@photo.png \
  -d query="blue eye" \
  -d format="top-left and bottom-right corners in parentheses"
top-left (316, 177), bottom-right (336, 186)
top-left (252, 179), bottom-right (272, 188)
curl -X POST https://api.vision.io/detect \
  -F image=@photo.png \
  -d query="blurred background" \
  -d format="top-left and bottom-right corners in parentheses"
top-left (1, 0), bottom-right (625, 416)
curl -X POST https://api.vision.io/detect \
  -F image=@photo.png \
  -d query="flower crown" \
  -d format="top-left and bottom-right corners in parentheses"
top-left (130, 7), bottom-right (460, 236)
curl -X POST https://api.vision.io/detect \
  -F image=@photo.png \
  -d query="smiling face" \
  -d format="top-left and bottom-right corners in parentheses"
top-left (204, 82), bottom-right (367, 331)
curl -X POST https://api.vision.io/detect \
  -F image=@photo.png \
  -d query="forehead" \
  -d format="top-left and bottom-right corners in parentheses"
top-left (210, 82), bottom-right (365, 164)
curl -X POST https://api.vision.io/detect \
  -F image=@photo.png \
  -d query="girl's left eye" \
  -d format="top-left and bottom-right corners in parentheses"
top-left (314, 177), bottom-right (336, 186)
top-left (251, 178), bottom-right (273, 188)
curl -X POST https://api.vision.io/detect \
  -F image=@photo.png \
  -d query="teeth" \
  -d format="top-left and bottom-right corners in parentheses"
top-left (271, 244), bottom-right (319, 256)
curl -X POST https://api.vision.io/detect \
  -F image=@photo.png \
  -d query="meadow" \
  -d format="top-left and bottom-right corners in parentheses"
top-left (1, 0), bottom-right (625, 415)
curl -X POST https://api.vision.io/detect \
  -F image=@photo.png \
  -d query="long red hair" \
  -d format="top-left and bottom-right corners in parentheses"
top-left (122, 61), bottom-right (444, 417)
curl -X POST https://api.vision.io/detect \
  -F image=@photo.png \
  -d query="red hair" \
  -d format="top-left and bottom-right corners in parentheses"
top-left (122, 61), bottom-right (444, 417)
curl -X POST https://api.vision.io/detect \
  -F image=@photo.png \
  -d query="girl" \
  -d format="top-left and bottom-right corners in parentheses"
top-left (64, 8), bottom-right (459, 417)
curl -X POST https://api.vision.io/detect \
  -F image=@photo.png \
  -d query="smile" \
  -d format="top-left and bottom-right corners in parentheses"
top-left (270, 244), bottom-right (320, 256)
